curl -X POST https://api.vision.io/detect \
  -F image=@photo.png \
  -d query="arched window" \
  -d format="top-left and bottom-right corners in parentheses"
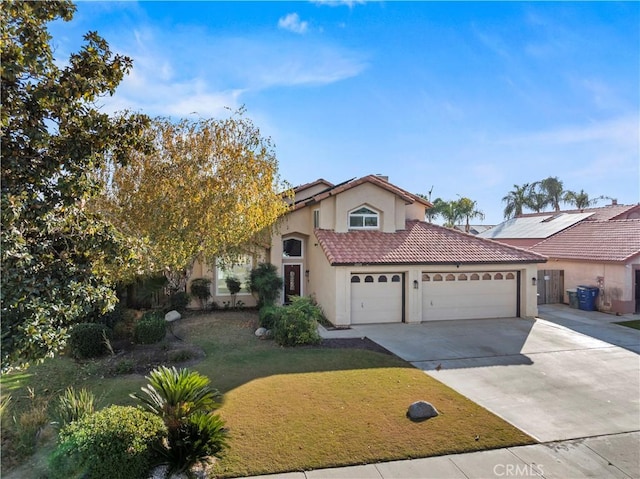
top-left (391, 275), bottom-right (401, 282)
top-left (364, 275), bottom-right (374, 283)
top-left (482, 273), bottom-right (492, 280)
top-left (494, 273), bottom-right (504, 280)
top-left (433, 274), bottom-right (443, 282)
top-left (349, 206), bottom-right (379, 229)
top-left (458, 274), bottom-right (468, 281)
top-left (470, 273), bottom-right (480, 280)
top-left (506, 273), bottom-right (515, 280)
top-left (422, 274), bottom-right (430, 282)
top-left (283, 238), bottom-right (303, 258)
top-left (446, 274), bottom-right (455, 281)
top-left (378, 275), bottom-right (388, 282)
top-left (351, 276), bottom-right (360, 283)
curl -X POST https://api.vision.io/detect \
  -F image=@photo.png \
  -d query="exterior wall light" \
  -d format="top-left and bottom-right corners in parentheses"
top-left (413, 279), bottom-right (419, 289)
top-left (532, 277), bottom-right (537, 286)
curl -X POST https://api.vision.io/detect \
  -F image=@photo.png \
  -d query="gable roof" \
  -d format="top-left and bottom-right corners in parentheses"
top-left (315, 220), bottom-right (546, 266)
top-left (529, 219), bottom-right (640, 263)
top-left (293, 178), bottom-right (334, 194)
top-left (291, 175), bottom-right (431, 211)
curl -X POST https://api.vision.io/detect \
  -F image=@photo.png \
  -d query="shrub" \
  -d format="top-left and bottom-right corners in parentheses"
top-left (259, 305), bottom-right (281, 330)
top-left (68, 323), bottom-right (111, 359)
top-left (169, 291), bottom-right (190, 312)
top-left (97, 301), bottom-right (124, 329)
top-left (13, 388), bottom-right (49, 455)
top-left (273, 296), bottom-right (322, 347)
top-left (249, 263), bottom-right (282, 309)
top-left (190, 278), bottom-right (212, 309)
top-left (131, 366), bottom-right (228, 474)
top-left (134, 312), bottom-right (166, 345)
top-left (49, 405), bottom-right (166, 479)
top-left (52, 387), bottom-right (96, 429)
top-left (113, 359), bottom-right (135, 375)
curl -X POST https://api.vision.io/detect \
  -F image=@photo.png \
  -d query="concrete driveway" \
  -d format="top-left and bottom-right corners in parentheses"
top-left (351, 305), bottom-right (640, 443)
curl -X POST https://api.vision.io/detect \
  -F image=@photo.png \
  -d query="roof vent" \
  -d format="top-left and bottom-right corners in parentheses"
top-left (541, 213), bottom-right (565, 223)
top-left (375, 174), bottom-right (389, 182)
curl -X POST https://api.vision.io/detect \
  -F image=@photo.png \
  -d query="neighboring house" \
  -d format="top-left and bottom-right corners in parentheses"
top-left (453, 225), bottom-right (494, 235)
top-left (481, 204), bottom-right (640, 314)
top-left (266, 175), bottom-right (544, 326)
top-left (529, 219), bottom-right (640, 314)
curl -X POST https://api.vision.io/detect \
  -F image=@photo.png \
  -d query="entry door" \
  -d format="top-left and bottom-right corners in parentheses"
top-left (284, 264), bottom-right (302, 304)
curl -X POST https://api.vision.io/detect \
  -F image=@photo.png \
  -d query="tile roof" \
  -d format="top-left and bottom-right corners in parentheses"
top-left (315, 220), bottom-right (546, 265)
top-left (291, 175), bottom-right (431, 211)
top-left (529, 219), bottom-right (640, 263)
top-left (518, 204), bottom-right (639, 221)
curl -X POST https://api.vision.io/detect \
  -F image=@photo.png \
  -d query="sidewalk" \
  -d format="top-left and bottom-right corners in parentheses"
top-left (247, 432), bottom-right (639, 479)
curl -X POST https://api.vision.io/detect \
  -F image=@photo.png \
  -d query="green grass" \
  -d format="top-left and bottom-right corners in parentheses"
top-left (1, 311), bottom-right (535, 478)
top-left (614, 319), bottom-right (640, 330)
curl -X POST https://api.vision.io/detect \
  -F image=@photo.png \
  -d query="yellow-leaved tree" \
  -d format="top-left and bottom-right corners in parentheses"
top-left (96, 110), bottom-right (291, 292)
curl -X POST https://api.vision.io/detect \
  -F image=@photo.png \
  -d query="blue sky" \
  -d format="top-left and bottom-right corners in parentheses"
top-left (49, 1), bottom-right (639, 224)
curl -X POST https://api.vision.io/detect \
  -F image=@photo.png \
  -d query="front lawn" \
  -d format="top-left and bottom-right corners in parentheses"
top-left (1, 311), bottom-right (534, 478)
top-left (614, 319), bottom-right (640, 330)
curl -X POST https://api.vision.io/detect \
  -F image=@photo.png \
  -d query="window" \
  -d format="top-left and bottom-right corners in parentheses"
top-left (216, 257), bottom-right (252, 295)
top-left (313, 209), bottom-right (320, 228)
top-left (378, 275), bottom-right (387, 282)
top-left (391, 275), bottom-right (401, 282)
top-left (364, 275), bottom-right (374, 283)
top-left (351, 276), bottom-right (360, 283)
top-left (349, 206), bottom-right (379, 229)
top-left (283, 238), bottom-right (303, 258)
top-left (446, 274), bottom-right (456, 281)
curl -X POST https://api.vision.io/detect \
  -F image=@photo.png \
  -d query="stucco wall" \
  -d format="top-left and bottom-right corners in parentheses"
top-left (334, 183), bottom-right (397, 233)
top-left (540, 259), bottom-right (638, 313)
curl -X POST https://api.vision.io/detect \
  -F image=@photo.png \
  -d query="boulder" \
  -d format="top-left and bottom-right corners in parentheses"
top-left (165, 310), bottom-right (181, 323)
top-left (255, 327), bottom-right (267, 337)
top-left (407, 401), bottom-right (438, 422)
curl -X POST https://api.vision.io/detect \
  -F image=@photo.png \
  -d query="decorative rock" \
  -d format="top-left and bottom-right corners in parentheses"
top-left (165, 310), bottom-right (181, 323)
top-left (264, 329), bottom-right (273, 338)
top-left (255, 327), bottom-right (267, 337)
top-left (407, 401), bottom-right (439, 422)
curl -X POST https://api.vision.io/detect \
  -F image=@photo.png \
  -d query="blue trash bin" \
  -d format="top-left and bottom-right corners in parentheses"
top-left (576, 286), bottom-right (599, 311)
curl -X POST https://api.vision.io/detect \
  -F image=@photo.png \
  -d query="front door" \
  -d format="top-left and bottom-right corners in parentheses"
top-left (284, 264), bottom-right (302, 304)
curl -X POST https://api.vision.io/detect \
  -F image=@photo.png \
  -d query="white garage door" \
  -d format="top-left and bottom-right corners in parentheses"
top-left (351, 273), bottom-right (403, 324)
top-left (422, 271), bottom-right (518, 321)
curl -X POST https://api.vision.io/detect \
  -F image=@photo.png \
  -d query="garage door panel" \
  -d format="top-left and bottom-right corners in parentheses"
top-left (351, 274), bottom-right (402, 324)
top-left (422, 272), bottom-right (517, 321)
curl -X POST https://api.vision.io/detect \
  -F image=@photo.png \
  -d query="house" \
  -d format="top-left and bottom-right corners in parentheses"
top-left (480, 204), bottom-right (640, 314)
top-left (529, 219), bottom-right (640, 314)
top-left (453, 224), bottom-right (494, 235)
top-left (190, 174), bottom-right (544, 327)
top-left (189, 175), bottom-right (546, 325)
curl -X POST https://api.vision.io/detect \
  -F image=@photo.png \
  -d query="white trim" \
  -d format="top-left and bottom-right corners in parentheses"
top-left (348, 205), bottom-right (380, 230)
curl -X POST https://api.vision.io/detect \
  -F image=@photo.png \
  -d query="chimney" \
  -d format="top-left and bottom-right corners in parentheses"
top-left (375, 174), bottom-right (389, 182)
top-left (611, 199), bottom-right (618, 206)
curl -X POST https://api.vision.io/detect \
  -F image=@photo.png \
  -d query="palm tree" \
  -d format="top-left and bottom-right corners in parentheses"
top-left (457, 197), bottom-right (485, 233)
top-left (563, 190), bottom-right (604, 209)
top-left (425, 197), bottom-right (447, 224)
top-left (534, 176), bottom-right (565, 211)
top-left (502, 183), bottom-right (531, 219)
top-left (437, 199), bottom-right (463, 228)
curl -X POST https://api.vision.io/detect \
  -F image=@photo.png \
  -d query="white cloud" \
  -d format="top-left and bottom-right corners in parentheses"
top-left (313, 0), bottom-right (365, 7)
top-left (278, 13), bottom-right (309, 34)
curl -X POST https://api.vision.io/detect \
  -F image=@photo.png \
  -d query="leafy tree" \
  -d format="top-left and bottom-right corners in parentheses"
top-left (1, 1), bottom-right (150, 370)
top-left (502, 183), bottom-right (532, 219)
top-left (95, 113), bottom-right (290, 293)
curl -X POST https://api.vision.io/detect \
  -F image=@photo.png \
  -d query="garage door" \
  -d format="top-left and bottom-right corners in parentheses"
top-left (422, 271), bottom-right (518, 321)
top-left (351, 273), bottom-right (403, 324)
